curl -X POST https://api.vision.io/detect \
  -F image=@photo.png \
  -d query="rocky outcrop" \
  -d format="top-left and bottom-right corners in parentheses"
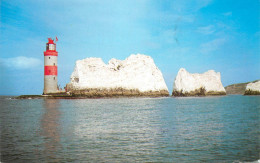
top-left (172, 68), bottom-right (226, 96)
top-left (66, 54), bottom-right (169, 97)
top-left (244, 80), bottom-right (260, 95)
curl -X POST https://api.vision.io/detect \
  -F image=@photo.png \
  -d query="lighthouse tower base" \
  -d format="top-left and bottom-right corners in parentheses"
top-left (43, 75), bottom-right (59, 94)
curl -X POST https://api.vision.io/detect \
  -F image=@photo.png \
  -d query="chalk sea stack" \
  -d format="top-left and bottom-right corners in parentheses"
top-left (172, 68), bottom-right (226, 96)
top-left (244, 80), bottom-right (260, 95)
top-left (66, 54), bottom-right (169, 97)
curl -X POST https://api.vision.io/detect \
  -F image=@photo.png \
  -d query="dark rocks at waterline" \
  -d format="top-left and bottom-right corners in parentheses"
top-left (172, 87), bottom-right (226, 97)
top-left (67, 88), bottom-right (169, 97)
top-left (244, 90), bottom-right (260, 95)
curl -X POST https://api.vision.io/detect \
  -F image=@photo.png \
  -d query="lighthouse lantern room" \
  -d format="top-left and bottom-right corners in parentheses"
top-left (43, 38), bottom-right (58, 94)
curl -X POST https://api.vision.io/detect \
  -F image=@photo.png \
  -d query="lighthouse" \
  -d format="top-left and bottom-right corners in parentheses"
top-left (43, 38), bottom-right (58, 94)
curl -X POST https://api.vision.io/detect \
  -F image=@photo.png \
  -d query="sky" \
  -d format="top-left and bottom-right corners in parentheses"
top-left (1, 0), bottom-right (259, 95)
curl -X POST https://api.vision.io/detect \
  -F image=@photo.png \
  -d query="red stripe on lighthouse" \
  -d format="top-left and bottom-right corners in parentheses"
top-left (44, 51), bottom-right (58, 56)
top-left (44, 66), bottom-right (57, 75)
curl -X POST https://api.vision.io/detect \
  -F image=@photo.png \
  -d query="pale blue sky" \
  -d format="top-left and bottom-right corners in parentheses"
top-left (1, 0), bottom-right (259, 95)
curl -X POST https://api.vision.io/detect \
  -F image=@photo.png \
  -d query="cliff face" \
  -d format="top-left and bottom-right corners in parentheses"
top-left (172, 68), bottom-right (226, 96)
top-left (244, 80), bottom-right (260, 95)
top-left (66, 54), bottom-right (169, 97)
top-left (225, 80), bottom-right (260, 94)
top-left (225, 83), bottom-right (248, 94)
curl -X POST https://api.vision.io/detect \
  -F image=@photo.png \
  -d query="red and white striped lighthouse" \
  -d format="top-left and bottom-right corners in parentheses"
top-left (43, 38), bottom-right (58, 94)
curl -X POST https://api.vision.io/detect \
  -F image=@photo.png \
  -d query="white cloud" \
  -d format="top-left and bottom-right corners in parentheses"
top-left (254, 31), bottom-right (260, 37)
top-left (200, 38), bottom-right (226, 54)
top-left (197, 25), bottom-right (215, 35)
top-left (195, 0), bottom-right (213, 10)
top-left (171, 0), bottom-right (212, 13)
top-left (170, 47), bottom-right (191, 57)
top-left (223, 12), bottom-right (232, 16)
top-left (0, 56), bottom-right (42, 69)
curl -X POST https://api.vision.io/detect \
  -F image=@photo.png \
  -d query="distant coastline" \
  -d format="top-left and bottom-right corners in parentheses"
top-left (225, 80), bottom-right (260, 95)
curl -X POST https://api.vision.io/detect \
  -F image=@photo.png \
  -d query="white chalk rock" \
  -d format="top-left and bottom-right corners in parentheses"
top-left (173, 68), bottom-right (226, 96)
top-left (245, 81), bottom-right (260, 92)
top-left (67, 54), bottom-right (169, 95)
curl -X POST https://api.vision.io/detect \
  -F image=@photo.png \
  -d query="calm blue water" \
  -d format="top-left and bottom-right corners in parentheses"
top-left (1, 95), bottom-right (259, 162)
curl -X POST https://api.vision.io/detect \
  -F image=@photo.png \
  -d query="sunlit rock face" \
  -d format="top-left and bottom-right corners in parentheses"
top-left (66, 54), bottom-right (169, 97)
top-left (172, 68), bottom-right (226, 96)
top-left (244, 80), bottom-right (260, 95)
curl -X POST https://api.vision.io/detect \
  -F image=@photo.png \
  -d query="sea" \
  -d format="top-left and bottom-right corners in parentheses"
top-left (0, 95), bottom-right (259, 162)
